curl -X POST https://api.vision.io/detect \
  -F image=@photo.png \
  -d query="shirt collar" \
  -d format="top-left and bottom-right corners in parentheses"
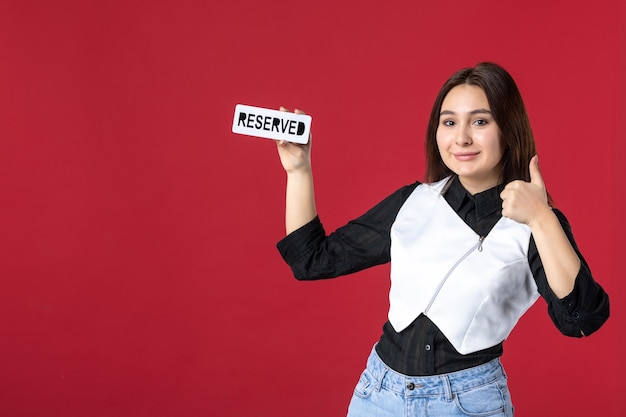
top-left (444, 176), bottom-right (504, 219)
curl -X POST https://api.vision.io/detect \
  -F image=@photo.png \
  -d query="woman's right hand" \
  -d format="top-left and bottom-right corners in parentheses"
top-left (276, 107), bottom-right (312, 174)
top-left (276, 106), bottom-right (317, 234)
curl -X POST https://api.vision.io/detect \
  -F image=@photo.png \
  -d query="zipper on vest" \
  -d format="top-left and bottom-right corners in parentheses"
top-left (424, 235), bottom-right (485, 314)
top-left (477, 236), bottom-right (485, 252)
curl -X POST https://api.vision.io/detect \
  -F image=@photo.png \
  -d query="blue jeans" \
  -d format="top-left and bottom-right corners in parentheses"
top-left (347, 346), bottom-right (514, 417)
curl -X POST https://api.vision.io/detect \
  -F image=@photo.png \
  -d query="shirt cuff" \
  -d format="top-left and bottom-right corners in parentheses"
top-left (550, 263), bottom-right (610, 337)
top-left (276, 216), bottom-right (325, 265)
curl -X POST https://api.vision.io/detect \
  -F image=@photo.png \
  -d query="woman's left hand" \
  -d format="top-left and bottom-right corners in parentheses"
top-left (500, 155), bottom-right (551, 227)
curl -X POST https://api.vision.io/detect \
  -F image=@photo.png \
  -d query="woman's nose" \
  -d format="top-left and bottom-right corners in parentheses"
top-left (455, 126), bottom-right (472, 145)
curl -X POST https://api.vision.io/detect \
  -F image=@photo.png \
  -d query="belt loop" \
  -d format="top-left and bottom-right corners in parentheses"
top-left (440, 375), bottom-right (453, 402)
top-left (498, 358), bottom-right (508, 379)
top-left (375, 367), bottom-right (388, 392)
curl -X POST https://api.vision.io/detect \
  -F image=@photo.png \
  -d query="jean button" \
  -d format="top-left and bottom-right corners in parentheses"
top-left (425, 344), bottom-right (431, 351)
top-left (407, 382), bottom-right (415, 390)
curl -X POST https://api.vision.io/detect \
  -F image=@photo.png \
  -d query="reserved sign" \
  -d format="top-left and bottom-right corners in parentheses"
top-left (232, 104), bottom-right (311, 144)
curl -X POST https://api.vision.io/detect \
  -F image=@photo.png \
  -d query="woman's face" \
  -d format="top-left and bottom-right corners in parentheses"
top-left (436, 84), bottom-right (504, 194)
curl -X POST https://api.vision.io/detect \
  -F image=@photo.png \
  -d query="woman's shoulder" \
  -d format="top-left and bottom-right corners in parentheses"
top-left (356, 181), bottom-right (423, 220)
top-left (387, 180), bottom-right (423, 202)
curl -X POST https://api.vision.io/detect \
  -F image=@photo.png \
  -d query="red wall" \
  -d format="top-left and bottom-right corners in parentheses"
top-left (1, 1), bottom-right (624, 416)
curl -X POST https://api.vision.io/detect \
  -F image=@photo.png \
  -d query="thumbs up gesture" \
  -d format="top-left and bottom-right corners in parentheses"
top-left (500, 155), bottom-right (551, 227)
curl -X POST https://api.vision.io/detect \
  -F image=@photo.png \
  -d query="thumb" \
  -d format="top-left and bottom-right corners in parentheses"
top-left (529, 155), bottom-right (545, 188)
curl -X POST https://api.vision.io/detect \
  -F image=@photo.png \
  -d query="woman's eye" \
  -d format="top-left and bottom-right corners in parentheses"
top-left (442, 120), bottom-right (455, 126)
top-left (474, 119), bottom-right (488, 126)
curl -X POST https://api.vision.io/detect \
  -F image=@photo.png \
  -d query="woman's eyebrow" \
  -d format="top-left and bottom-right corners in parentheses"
top-left (439, 108), bottom-right (492, 116)
top-left (470, 108), bottom-right (492, 115)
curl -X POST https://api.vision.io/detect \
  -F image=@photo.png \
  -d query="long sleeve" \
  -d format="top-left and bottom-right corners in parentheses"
top-left (529, 209), bottom-right (610, 337)
top-left (277, 182), bottom-right (420, 281)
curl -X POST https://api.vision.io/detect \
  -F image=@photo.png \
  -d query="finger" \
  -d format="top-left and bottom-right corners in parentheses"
top-left (500, 180), bottom-right (518, 198)
top-left (279, 106), bottom-right (290, 112)
top-left (529, 155), bottom-right (545, 188)
top-left (293, 109), bottom-right (311, 144)
top-left (499, 189), bottom-right (508, 201)
top-left (499, 187), bottom-right (516, 204)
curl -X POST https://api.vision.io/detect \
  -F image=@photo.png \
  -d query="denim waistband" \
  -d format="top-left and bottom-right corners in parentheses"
top-left (364, 345), bottom-right (506, 397)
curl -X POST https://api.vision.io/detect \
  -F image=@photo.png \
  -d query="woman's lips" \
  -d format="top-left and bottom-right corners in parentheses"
top-left (453, 152), bottom-right (479, 161)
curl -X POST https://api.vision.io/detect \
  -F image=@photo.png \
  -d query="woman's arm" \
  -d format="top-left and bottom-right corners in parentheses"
top-left (527, 211), bottom-right (609, 337)
top-left (276, 107), bottom-right (317, 234)
top-left (501, 156), bottom-right (579, 298)
top-left (276, 182), bottom-right (420, 280)
top-left (503, 156), bottom-right (609, 336)
top-left (274, 107), bottom-right (419, 280)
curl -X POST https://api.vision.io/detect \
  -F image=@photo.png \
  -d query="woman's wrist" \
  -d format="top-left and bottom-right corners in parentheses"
top-left (286, 167), bottom-right (313, 180)
top-left (527, 205), bottom-right (556, 232)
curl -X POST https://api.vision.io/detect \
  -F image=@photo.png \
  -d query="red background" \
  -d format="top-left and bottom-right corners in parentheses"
top-left (1, 1), bottom-right (624, 416)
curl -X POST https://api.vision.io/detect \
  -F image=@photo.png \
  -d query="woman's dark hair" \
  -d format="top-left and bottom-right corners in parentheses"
top-left (424, 62), bottom-right (536, 186)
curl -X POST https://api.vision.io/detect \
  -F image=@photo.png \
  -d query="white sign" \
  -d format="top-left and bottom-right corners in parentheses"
top-left (232, 104), bottom-right (311, 144)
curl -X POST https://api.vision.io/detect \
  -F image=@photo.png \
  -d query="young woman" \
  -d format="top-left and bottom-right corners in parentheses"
top-left (275, 62), bottom-right (609, 417)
